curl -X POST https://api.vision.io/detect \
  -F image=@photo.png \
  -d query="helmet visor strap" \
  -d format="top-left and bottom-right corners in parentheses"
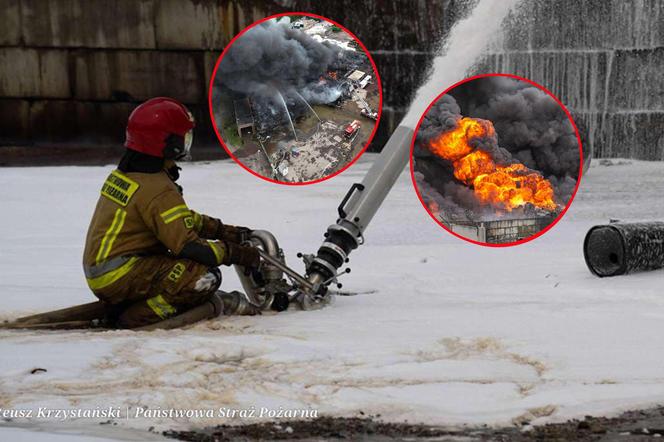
top-left (182, 129), bottom-right (193, 161)
top-left (164, 132), bottom-right (192, 161)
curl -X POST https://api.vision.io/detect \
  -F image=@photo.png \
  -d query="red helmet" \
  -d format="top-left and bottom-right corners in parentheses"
top-left (125, 97), bottom-right (195, 159)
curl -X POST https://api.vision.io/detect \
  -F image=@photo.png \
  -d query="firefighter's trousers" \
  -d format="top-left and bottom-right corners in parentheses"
top-left (90, 255), bottom-right (221, 328)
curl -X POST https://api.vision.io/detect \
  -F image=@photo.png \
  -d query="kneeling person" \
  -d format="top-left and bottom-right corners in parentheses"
top-left (83, 97), bottom-right (260, 328)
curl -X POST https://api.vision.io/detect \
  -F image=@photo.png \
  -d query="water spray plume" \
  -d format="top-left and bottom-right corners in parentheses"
top-left (274, 88), bottom-right (298, 141)
top-left (294, 90), bottom-right (321, 122)
top-left (403, 0), bottom-right (521, 127)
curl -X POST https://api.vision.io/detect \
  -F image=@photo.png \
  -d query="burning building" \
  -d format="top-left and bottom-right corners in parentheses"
top-left (414, 77), bottom-right (580, 244)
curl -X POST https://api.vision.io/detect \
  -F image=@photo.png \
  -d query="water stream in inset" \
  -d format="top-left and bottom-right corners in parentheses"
top-left (294, 90), bottom-right (321, 122)
top-left (274, 88), bottom-right (298, 141)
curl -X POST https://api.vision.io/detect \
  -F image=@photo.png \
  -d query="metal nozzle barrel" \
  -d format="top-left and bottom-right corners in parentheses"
top-left (307, 125), bottom-right (414, 288)
top-left (584, 222), bottom-right (664, 277)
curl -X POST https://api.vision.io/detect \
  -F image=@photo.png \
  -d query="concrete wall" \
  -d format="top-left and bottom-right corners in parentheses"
top-left (0, 0), bottom-right (265, 147)
top-left (476, 0), bottom-right (664, 160)
top-left (8, 0), bottom-right (659, 159)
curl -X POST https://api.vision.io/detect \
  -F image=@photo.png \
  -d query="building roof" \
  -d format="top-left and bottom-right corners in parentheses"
top-left (347, 70), bottom-right (366, 81)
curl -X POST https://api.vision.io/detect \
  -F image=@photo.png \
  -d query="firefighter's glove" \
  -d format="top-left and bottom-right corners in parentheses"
top-left (217, 224), bottom-right (253, 244)
top-left (225, 242), bottom-right (261, 270)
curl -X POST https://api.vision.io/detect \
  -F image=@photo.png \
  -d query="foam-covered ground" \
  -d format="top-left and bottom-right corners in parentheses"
top-left (1, 157), bottom-right (663, 439)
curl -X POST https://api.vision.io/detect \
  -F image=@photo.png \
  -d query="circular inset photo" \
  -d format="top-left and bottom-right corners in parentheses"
top-left (410, 74), bottom-right (582, 246)
top-left (209, 13), bottom-right (382, 185)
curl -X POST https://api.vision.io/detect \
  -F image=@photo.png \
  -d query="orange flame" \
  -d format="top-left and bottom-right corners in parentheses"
top-left (428, 117), bottom-right (557, 212)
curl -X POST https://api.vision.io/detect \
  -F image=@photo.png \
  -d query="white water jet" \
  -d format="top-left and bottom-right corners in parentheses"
top-left (294, 90), bottom-right (321, 122)
top-left (274, 88), bottom-right (298, 141)
top-left (402, 0), bottom-right (522, 127)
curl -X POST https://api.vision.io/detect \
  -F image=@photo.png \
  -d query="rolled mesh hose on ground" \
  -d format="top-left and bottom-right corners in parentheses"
top-left (584, 222), bottom-right (664, 277)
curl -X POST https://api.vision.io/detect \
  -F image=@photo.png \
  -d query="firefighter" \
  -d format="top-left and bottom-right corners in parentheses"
top-left (83, 97), bottom-right (261, 328)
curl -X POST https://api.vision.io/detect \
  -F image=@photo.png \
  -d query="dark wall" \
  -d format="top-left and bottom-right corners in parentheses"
top-left (475, 0), bottom-right (664, 160)
top-left (0, 0), bottom-right (233, 148)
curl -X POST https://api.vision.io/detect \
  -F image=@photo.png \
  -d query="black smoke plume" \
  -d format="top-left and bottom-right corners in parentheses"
top-left (218, 19), bottom-right (339, 98)
top-left (215, 18), bottom-right (368, 134)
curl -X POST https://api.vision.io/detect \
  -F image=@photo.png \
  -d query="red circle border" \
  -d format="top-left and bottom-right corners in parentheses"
top-left (207, 12), bottom-right (384, 186)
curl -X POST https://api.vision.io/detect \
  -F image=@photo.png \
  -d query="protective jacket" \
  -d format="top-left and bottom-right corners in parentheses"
top-left (83, 168), bottom-right (227, 293)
